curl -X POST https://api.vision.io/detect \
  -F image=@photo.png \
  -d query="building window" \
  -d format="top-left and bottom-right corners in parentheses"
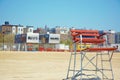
top-left (19, 28), bottom-right (20, 31)
top-left (28, 36), bottom-right (38, 40)
top-left (13, 28), bottom-right (15, 30)
top-left (50, 37), bottom-right (59, 40)
top-left (7, 27), bottom-right (11, 31)
top-left (6, 28), bottom-right (8, 31)
top-left (2, 28), bottom-right (5, 31)
top-left (30, 29), bottom-right (32, 32)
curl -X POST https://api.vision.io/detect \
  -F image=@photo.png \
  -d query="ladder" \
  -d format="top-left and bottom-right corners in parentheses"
top-left (96, 51), bottom-right (114, 80)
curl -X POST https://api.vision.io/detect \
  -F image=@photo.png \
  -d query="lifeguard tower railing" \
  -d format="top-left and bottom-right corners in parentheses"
top-left (65, 29), bottom-right (117, 80)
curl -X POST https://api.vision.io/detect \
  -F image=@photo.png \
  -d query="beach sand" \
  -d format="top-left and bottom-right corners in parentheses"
top-left (0, 51), bottom-right (120, 80)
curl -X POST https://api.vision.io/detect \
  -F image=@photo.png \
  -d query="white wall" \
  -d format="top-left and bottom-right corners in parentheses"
top-left (17, 27), bottom-right (24, 34)
top-left (27, 28), bottom-right (33, 33)
top-left (56, 27), bottom-right (69, 34)
top-left (48, 34), bottom-right (60, 43)
top-left (55, 44), bottom-right (69, 50)
top-left (60, 27), bottom-right (69, 34)
top-left (12, 26), bottom-right (16, 34)
top-left (55, 44), bottom-right (65, 50)
top-left (26, 33), bottom-right (39, 43)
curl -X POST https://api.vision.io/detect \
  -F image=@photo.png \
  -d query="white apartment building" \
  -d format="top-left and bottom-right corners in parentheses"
top-left (55, 26), bottom-right (69, 34)
top-left (24, 26), bottom-right (33, 33)
top-left (12, 25), bottom-right (24, 34)
top-left (12, 26), bottom-right (16, 34)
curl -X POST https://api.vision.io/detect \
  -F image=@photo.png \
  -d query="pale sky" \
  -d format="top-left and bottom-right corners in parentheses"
top-left (0, 0), bottom-right (120, 31)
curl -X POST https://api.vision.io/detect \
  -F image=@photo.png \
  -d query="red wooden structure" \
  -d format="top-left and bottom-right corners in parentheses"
top-left (65, 29), bottom-right (117, 80)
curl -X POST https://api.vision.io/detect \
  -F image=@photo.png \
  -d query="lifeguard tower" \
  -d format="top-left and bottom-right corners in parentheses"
top-left (65, 29), bottom-right (117, 80)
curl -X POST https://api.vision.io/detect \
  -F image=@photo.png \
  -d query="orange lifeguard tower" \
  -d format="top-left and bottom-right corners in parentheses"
top-left (65, 29), bottom-right (117, 80)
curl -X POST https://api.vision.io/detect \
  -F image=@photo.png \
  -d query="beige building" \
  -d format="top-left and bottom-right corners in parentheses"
top-left (106, 30), bottom-right (115, 44)
top-left (55, 26), bottom-right (69, 34)
top-left (0, 21), bottom-right (33, 34)
top-left (1, 21), bottom-right (24, 34)
top-left (24, 26), bottom-right (33, 34)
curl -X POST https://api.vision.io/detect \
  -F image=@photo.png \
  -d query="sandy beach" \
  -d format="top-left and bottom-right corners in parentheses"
top-left (0, 51), bottom-right (120, 80)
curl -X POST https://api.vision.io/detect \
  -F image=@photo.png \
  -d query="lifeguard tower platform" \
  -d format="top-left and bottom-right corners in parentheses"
top-left (65, 29), bottom-right (117, 80)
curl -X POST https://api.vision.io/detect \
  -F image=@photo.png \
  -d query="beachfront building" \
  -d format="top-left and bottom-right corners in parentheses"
top-left (106, 30), bottom-right (116, 44)
top-left (53, 26), bottom-right (70, 42)
top-left (0, 25), bottom-right (2, 32)
top-left (1, 21), bottom-right (14, 34)
top-left (33, 28), bottom-right (41, 33)
top-left (55, 26), bottom-right (69, 34)
top-left (48, 34), bottom-right (60, 44)
top-left (115, 32), bottom-right (120, 44)
top-left (24, 26), bottom-right (33, 34)
top-left (12, 25), bottom-right (24, 34)
top-left (0, 21), bottom-right (25, 34)
top-left (115, 32), bottom-right (120, 51)
top-left (0, 21), bottom-right (34, 35)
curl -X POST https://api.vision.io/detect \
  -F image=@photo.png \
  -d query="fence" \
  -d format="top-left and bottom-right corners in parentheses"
top-left (0, 43), bottom-right (119, 52)
top-left (0, 43), bottom-right (70, 52)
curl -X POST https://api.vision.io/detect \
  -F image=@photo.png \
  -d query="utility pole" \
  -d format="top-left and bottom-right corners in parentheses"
top-left (2, 32), bottom-right (5, 51)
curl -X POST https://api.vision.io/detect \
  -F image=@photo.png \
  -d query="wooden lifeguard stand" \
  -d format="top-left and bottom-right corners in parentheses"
top-left (65, 29), bottom-right (117, 80)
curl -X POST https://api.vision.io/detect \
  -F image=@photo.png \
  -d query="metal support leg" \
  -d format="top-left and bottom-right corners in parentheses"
top-left (80, 52), bottom-right (83, 79)
top-left (100, 52), bottom-right (104, 79)
top-left (66, 51), bottom-right (73, 79)
top-left (108, 51), bottom-right (114, 80)
top-left (96, 53), bottom-right (98, 75)
top-left (73, 43), bottom-right (77, 76)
